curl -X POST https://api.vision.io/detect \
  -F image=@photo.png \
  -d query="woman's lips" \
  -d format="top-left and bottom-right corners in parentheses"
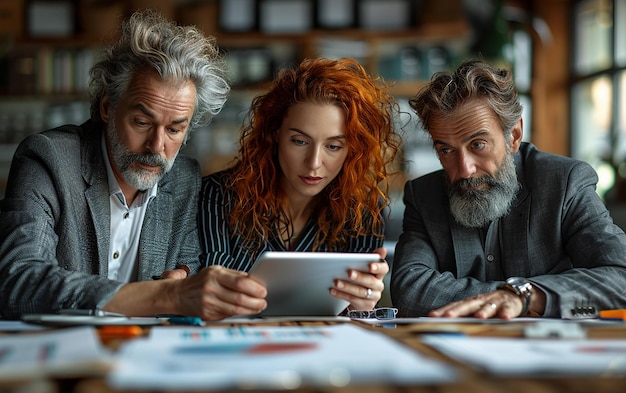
top-left (300, 176), bottom-right (323, 185)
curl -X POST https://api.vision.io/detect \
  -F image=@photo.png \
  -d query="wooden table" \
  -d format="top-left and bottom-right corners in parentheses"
top-left (3, 318), bottom-right (626, 393)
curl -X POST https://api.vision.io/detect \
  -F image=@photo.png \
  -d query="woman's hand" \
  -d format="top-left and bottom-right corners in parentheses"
top-left (330, 247), bottom-right (389, 311)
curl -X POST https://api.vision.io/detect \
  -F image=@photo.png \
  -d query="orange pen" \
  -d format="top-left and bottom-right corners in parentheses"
top-left (599, 309), bottom-right (626, 321)
top-left (97, 325), bottom-right (145, 340)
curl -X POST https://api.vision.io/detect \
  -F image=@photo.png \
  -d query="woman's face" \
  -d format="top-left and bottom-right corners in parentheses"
top-left (277, 102), bottom-right (348, 204)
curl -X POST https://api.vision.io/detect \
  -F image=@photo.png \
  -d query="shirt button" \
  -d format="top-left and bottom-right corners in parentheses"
top-left (113, 251), bottom-right (120, 259)
top-left (124, 212), bottom-right (129, 219)
top-left (487, 254), bottom-right (495, 262)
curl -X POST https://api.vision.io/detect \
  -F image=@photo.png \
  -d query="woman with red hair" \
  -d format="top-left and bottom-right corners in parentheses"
top-left (198, 57), bottom-right (401, 313)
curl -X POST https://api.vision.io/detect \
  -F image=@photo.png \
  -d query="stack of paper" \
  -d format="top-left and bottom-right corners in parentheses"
top-left (422, 334), bottom-right (626, 376)
top-left (0, 326), bottom-right (113, 382)
top-left (108, 324), bottom-right (456, 390)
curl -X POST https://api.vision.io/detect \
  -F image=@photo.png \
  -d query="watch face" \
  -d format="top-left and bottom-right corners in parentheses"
top-left (507, 277), bottom-right (527, 286)
top-left (506, 277), bottom-right (532, 297)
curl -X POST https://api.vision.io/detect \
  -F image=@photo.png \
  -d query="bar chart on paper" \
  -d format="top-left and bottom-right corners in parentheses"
top-left (108, 324), bottom-right (456, 390)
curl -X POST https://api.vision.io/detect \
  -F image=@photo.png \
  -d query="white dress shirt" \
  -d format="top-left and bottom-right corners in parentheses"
top-left (101, 135), bottom-right (157, 283)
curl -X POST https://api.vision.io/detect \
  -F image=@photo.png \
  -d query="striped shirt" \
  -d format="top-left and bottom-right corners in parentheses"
top-left (198, 170), bottom-right (384, 272)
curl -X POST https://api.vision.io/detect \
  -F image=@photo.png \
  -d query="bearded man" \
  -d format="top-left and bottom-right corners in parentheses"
top-left (391, 59), bottom-right (626, 319)
top-left (0, 11), bottom-right (269, 320)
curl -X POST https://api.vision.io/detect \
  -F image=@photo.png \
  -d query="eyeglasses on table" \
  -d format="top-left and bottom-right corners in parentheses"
top-left (347, 307), bottom-right (398, 320)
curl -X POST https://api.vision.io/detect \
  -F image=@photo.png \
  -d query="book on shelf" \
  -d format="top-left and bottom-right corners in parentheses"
top-left (1, 47), bottom-right (96, 96)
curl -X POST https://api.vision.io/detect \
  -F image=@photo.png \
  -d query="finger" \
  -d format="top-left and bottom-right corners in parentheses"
top-left (213, 273), bottom-right (268, 308)
top-left (336, 280), bottom-right (379, 300)
top-left (330, 286), bottom-right (379, 311)
top-left (193, 267), bottom-right (268, 319)
top-left (346, 269), bottom-right (385, 291)
top-left (199, 284), bottom-right (267, 320)
top-left (429, 297), bottom-right (485, 318)
top-left (330, 281), bottom-right (380, 305)
top-left (428, 302), bottom-right (462, 317)
top-left (201, 294), bottom-right (267, 320)
top-left (496, 300), bottom-right (523, 320)
top-left (334, 279), bottom-right (382, 303)
top-left (204, 265), bottom-right (267, 298)
top-left (473, 301), bottom-right (499, 319)
top-left (431, 292), bottom-right (522, 319)
top-left (365, 261), bottom-right (389, 278)
top-left (373, 247), bottom-right (387, 260)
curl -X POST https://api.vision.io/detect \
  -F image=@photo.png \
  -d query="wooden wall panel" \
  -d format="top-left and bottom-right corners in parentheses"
top-left (530, 0), bottom-right (571, 156)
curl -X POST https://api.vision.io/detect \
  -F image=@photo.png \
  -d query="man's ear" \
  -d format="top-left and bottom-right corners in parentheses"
top-left (509, 118), bottom-right (523, 153)
top-left (100, 95), bottom-right (111, 123)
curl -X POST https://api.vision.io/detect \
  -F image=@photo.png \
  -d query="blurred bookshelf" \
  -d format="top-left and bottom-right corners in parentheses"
top-left (0, 0), bottom-right (470, 199)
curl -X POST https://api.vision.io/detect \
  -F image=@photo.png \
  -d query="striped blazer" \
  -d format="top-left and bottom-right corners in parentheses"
top-left (198, 170), bottom-right (384, 272)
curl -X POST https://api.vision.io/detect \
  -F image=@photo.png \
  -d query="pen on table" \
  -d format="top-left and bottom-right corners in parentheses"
top-left (599, 309), bottom-right (626, 321)
top-left (166, 316), bottom-right (204, 326)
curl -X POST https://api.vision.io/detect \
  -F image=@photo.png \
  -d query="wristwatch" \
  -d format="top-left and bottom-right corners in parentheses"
top-left (497, 277), bottom-right (533, 317)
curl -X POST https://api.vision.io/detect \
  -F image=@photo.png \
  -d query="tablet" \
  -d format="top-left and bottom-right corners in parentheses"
top-left (21, 314), bottom-right (167, 327)
top-left (248, 251), bottom-right (381, 317)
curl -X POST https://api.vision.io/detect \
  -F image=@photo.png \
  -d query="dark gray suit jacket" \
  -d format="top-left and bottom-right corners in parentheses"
top-left (0, 121), bottom-right (201, 319)
top-left (391, 143), bottom-right (626, 318)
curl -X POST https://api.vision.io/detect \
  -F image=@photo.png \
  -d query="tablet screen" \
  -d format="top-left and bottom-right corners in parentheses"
top-left (249, 251), bottom-right (381, 317)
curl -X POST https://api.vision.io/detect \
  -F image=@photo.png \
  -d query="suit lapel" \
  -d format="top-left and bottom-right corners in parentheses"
top-left (500, 150), bottom-right (531, 277)
top-left (136, 175), bottom-right (173, 281)
top-left (499, 199), bottom-right (530, 277)
top-left (449, 218), bottom-right (483, 277)
top-left (81, 123), bottom-right (111, 277)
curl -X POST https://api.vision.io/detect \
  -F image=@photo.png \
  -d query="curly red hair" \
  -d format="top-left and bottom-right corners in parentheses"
top-left (225, 57), bottom-right (401, 251)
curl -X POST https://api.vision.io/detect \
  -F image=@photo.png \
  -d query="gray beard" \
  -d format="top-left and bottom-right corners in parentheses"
top-left (446, 153), bottom-right (520, 228)
top-left (106, 118), bottom-right (176, 191)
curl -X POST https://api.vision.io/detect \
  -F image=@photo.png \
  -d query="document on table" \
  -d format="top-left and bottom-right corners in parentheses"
top-left (354, 316), bottom-right (594, 325)
top-left (422, 334), bottom-right (626, 376)
top-left (0, 326), bottom-right (113, 382)
top-left (108, 324), bottom-right (456, 390)
top-left (0, 320), bottom-right (48, 332)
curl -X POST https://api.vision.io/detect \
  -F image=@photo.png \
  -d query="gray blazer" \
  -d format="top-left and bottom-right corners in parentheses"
top-left (391, 143), bottom-right (626, 318)
top-left (0, 121), bottom-right (201, 319)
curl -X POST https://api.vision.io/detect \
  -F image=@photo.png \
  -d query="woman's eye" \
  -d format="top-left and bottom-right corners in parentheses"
top-left (327, 144), bottom-right (343, 151)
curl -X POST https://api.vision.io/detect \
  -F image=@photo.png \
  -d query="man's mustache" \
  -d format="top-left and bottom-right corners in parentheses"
top-left (128, 153), bottom-right (168, 168)
top-left (452, 176), bottom-right (497, 192)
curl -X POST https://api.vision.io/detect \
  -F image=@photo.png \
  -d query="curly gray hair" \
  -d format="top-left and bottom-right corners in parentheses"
top-left (88, 9), bottom-right (230, 130)
top-left (409, 59), bottom-right (522, 140)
